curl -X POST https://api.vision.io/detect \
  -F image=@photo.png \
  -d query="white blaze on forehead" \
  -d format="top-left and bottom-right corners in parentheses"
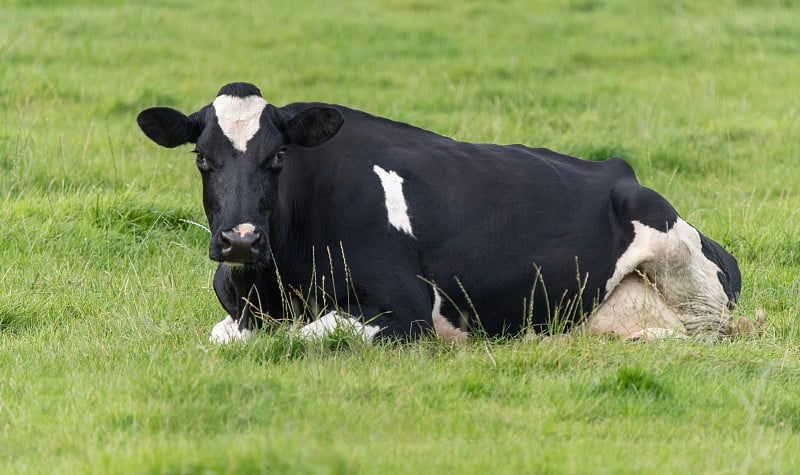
top-left (373, 165), bottom-right (415, 237)
top-left (212, 94), bottom-right (268, 152)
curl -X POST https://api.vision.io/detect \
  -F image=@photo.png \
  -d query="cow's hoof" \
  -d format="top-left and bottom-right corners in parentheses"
top-left (298, 312), bottom-right (381, 343)
top-left (210, 315), bottom-right (253, 344)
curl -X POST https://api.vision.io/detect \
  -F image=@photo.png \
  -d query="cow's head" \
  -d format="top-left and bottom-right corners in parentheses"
top-left (136, 82), bottom-right (343, 267)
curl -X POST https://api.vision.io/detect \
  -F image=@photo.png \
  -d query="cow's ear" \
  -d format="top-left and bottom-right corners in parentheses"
top-left (137, 107), bottom-right (201, 148)
top-left (283, 106), bottom-right (343, 148)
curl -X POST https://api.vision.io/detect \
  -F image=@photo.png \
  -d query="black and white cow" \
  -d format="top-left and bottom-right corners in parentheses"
top-left (137, 82), bottom-right (741, 344)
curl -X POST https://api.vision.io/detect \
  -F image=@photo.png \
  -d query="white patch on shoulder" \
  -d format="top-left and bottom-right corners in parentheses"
top-left (210, 315), bottom-right (253, 344)
top-left (373, 165), bottom-right (415, 237)
top-left (212, 94), bottom-right (268, 152)
top-left (299, 312), bottom-right (382, 343)
top-left (431, 288), bottom-right (469, 343)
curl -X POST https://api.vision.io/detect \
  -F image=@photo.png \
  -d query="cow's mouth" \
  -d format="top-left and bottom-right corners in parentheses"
top-left (219, 243), bottom-right (259, 265)
top-left (223, 260), bottom-right (250, 267)
top-left (214, 253), bottom-right (266, 270)
top-left (209, 246), bottom-right (264, 268)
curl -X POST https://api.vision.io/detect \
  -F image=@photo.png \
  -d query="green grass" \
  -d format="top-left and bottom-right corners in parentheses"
top-left (2, 0), bottom-right (800, 473)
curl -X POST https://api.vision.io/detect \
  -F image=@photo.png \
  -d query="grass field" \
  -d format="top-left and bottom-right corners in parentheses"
top-left (2, 0), bottom-right (800, 473)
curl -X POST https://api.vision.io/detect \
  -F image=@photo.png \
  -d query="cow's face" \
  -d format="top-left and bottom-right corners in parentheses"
top-left (136, 82), bottom-right (343, 267)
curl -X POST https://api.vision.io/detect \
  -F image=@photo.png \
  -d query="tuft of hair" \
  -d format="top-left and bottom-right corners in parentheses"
top-left (217, 82), bottom-right (262, 98)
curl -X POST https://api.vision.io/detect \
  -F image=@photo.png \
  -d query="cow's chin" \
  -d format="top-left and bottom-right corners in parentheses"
top-left (223, 261), bottom-right (247, 268)
top-left (219, 259), bottom-right (265, 272)
top-left (209, 249), bottom-right (269, 270)
top-left (215, 256), bottom-right (270, 272)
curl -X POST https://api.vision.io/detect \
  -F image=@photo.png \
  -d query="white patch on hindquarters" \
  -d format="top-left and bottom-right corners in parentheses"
top-left (212, 94), bottom-right (268, 152)
top-left (373, 165), bottom-right (415, 237)
top-left (299, 312), bottom-right (382, 343)
top-left (603, 218), bottom-right (731, 337)
top-left (210, 315), bottom-right (253, 344)
top-left (431, 288), bottom-right (469, 343)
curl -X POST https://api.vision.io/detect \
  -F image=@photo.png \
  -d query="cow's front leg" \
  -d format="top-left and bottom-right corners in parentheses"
top-left (297, 309), bottom-right (433, 343)
top-left (209, 264), bottom-right (267, 344)
top-left (299, 277), bottom-right (435, 343)
top-left (298, 311), bottom-right (383, 342)
top-left (210, 315), bottom-right (253, 344)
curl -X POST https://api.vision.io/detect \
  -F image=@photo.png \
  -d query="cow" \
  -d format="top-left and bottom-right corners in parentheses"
top-left (136, 82), bottom-right (742, 344)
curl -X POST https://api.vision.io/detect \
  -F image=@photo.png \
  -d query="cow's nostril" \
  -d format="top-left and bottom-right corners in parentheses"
top-left (251, 231), bottom-right (263, 249)
top-left (220, 228), bottom-right (261, 264)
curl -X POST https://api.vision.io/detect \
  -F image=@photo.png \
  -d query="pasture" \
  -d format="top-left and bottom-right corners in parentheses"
top-left (2, 0), bottom-right (800, 473)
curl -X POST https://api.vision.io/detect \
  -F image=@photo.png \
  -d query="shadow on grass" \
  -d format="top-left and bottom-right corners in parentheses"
top-left (592, 366), bottom-right (671, 400)
top-left (763, 400), bottom-right (800, 433)
top-left (213, 325), bottom-right (375, 365)
top-left (0, 304), bottom-right (49, 334)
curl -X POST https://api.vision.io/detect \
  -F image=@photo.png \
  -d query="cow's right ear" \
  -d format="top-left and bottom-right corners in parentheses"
top-left (137, 107), bottom-right (201, 148)
top-left (282, 106), bottom-right (344, 148)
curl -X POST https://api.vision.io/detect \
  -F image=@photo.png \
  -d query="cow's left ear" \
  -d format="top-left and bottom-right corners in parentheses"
top-left (137, 107), bottom-right (201, 148)
top-left (283, 106), bottom-right (344, 148)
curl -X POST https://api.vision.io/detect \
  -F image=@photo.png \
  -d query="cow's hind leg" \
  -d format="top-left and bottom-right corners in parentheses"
top-left (606, 183), bottom-right (737, 340)
top-left (581, 274), bottom-right (686, 340)
top-left (607, 218), bottom-right (734, 340)
top-left (638, 219), bottom-right (733, 339)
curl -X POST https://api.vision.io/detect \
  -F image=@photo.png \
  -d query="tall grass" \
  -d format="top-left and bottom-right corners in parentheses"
top-left (2, 0), bottom-right (800, 473)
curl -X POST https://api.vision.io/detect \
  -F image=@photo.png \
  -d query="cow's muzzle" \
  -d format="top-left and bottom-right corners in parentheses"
top-left (218, 223), bottom-right (263, 265)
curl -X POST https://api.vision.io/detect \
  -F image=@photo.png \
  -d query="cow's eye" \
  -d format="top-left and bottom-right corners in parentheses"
top-left (271, 147), bottom-right (287, 169)
top-left (193, 150), bottom-right (211, 171)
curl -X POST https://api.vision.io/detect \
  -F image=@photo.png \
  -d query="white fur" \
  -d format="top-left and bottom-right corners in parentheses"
top-left (431, 288), bottom-right (469, 343)
top-left (212, 95), bottom-right (268, 152)
top-left (299, 312), bottom-right (382, 342)
top-left (373, 165), bottom-right (415, 237)
top-left (592, 217), bottom-right (731, 338)
top-left (209, 315), bottom-right (253, 344)
top-left (583, 274), bottom-right (684, 338)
